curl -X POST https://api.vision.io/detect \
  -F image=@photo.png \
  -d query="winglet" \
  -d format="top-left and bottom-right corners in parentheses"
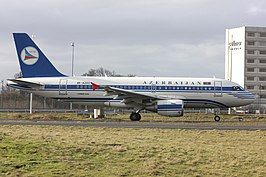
top-left (91, 82), bottom-right (100, 91)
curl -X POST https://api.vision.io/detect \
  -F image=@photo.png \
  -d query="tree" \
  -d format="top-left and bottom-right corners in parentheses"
top-left (82, 67), bottom-right (135, 77)
top-left (82, 67), bottom-right (116, 77)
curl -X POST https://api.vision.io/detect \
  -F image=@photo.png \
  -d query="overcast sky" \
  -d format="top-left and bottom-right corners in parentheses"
top-left (1, 0), bottom-right (266, 80)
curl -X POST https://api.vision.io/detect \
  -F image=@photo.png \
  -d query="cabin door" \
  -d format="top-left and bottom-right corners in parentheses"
top-left (59, 79), bottom-right (68, 95)
top-left (214, 81), bottom-right (222, 97)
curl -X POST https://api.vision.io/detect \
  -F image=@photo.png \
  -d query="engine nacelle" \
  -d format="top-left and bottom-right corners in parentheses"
top-left (157, 99), bottom-right (184, 117)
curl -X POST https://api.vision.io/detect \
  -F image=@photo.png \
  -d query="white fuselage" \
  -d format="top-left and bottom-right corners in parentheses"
top-left (8, 76), bottom-right (255, 109)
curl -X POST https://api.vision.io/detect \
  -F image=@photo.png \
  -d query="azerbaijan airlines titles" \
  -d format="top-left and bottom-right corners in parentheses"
top-left (143, 80), bottom-right (210, 85)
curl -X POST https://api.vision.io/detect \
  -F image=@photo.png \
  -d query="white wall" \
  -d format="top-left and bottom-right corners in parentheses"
top-left (225, 27), bottom-right (246, 87)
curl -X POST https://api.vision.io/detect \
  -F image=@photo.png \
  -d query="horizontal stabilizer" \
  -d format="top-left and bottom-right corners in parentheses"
top-left (7, 79), bottom-right (43, 89)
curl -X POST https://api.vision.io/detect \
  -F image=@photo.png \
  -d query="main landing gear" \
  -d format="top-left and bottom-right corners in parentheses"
top-left (130, 112), bottom-right (141, 121)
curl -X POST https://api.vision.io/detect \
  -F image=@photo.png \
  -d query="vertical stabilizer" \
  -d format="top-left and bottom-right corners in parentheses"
top-left (13, 33), bottom-right (66, 78)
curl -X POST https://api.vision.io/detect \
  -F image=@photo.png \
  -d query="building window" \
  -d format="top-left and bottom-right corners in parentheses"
top-left (247, 77), bottom-right (255, 81)
top-left (247, 59), bottom-right (255, 63)
top-left (260, 32), bottom-right (266, 37)
top-left (260, 59), bottom-right (266, 63)
top-left (247, 41), bottom-right (255, 45)
top-left (247, 50), bottom-right (255, 54)
top-left (259, 77), bottom-right (266, 81)
top-left (259, 41), bottom-right (266, 46)
top-left (260, 51), bottom-right (266, 55)
top-left (260, 95), bottom-right (266, 99)
top-left (246, 85), bottom-right (254, 89)
top-left (259, 68), bottom-right (266, 72)
top-left (247, 68), bottom-right (255, 72)
top-left (247, 32), bottom-right (255, 37)
top-left (260, 86), bottom-right (266, 90)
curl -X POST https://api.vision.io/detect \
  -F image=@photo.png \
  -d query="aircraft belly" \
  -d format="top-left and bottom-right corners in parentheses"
top-left (182, 93), bottom-right (228, 109)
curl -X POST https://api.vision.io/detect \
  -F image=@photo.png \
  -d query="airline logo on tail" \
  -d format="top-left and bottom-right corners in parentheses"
top-left (20, 46), bottom-right (39, 65)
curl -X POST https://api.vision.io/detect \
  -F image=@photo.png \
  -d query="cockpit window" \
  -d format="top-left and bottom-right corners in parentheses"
top-left (232, 86), bottom-right (243, 91)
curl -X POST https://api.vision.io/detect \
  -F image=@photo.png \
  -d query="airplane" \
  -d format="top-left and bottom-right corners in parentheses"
top-left (7, 33), bottom-right (255, 121)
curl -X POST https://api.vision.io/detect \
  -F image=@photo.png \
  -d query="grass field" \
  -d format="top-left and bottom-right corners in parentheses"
top-left (0, 125), bottom-right (265, 176)
top-left (1, 112), bottom-right (266, 122)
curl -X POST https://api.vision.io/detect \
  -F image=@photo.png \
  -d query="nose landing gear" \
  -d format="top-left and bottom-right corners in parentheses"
top-left (213, 108), bottom-right (221, 122)
top-left (214, 115), bottom-right (221, 122)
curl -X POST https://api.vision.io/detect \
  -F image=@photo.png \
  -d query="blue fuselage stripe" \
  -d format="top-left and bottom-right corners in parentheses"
top-left (44, 84), bottom-right (241, 92)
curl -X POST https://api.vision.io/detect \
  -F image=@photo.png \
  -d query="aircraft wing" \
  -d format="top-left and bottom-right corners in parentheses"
top-left (91, 82), bottom-right (179, 106)
top-left (105, 86), bottom-right (156, 99)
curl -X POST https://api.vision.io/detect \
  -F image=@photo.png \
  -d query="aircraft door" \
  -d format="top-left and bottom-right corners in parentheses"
top-left (214, 81), bottom-right (222, 97)
top-left (151, 84), bottom-right (156, 93)
top-left (59, 79), bottom-right (68, 95)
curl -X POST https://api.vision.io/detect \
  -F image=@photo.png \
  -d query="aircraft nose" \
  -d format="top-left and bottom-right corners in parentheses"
top-left (244, 91), bottom-right (256, 104)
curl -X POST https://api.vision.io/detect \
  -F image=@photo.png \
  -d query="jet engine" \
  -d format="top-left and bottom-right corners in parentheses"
top-left (156, 99), bottom-right (184, 117)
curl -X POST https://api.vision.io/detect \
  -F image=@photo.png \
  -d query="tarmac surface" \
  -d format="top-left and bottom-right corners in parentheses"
top-left (0, 119), bottom-right (266, 130)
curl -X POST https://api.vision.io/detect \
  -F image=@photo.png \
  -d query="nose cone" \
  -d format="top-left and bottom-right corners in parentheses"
top-left (246, 96), bottom-right (256, 105)
top-left (242, 91), bottom-right (256, 105)
top-left (229, 90), bottom-right (256, 107)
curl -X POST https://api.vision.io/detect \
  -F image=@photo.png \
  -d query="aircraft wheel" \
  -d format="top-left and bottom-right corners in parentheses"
top-left (214, 115), bottom-right (221, 122)
top-left (130, 112), bottom-right (141, 121)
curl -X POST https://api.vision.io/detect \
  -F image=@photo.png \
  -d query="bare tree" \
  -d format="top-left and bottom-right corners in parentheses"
top-left (82, 67), bottom-right (135, 77)
top-left (83, 67), bottom-right (116, 77)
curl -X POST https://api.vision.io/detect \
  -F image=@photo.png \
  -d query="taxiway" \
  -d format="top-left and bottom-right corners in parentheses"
top-left (0, 120), bottom-right (265, 130)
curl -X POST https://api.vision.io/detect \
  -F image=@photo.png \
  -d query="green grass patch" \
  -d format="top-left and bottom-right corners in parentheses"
top-left (0, 125), bottom-right (265, 176)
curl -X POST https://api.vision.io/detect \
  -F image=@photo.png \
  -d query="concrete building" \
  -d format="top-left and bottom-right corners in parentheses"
top-left (225, 26), bottom-right (266, 112)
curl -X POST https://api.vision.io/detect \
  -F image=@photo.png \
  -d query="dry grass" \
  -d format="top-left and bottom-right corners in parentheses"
top-left (0, 125), bottom-right (265, 176)
top-left (1, 112), bottom-right (266, 122)
top-left (0, 112), bottom-right (78, 120)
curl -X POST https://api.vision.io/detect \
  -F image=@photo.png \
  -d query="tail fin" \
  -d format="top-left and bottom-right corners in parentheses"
top-left (13, 33), bottom-right (66, 78)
